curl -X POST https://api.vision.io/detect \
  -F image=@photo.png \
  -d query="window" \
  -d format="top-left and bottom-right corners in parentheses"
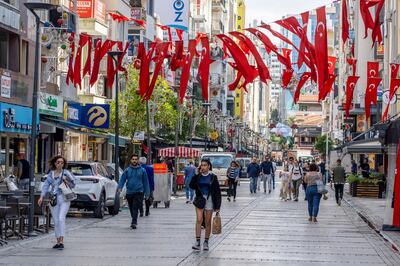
top-left (0, 32), bottom-right (8, 69)
top-left (0, 30), bottom-right (20, 72)
top-left (21, 40), bottom-right (28, 75)
top-left (68, 164), bottom-right (93, 176)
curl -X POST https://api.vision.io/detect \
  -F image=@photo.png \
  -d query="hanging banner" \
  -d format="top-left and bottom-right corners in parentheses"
top-left (154, 0), bottom-right (189, 42)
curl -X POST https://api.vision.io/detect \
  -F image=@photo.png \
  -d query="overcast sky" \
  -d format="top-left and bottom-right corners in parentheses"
top-left (245, 0), bottom-right (334, 26)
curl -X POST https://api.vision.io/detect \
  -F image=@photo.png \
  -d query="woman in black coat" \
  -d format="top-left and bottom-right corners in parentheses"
top-left (189, 159), bottom-right (221, 251)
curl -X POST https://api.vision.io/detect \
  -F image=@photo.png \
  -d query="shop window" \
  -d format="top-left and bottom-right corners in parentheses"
top-left (0, 31), bottom-right (8, 69)
top-left (21, 40), bottom-right (29, 75)
top-left (8, 33), bottom-right (19, 72)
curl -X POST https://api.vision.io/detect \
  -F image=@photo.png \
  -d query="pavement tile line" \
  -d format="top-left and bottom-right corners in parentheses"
top-left (176, 193), bottom-right (262, 266)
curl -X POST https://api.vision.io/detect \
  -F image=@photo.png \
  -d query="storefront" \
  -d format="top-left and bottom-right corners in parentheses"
top-left (0, 102), bottom-right (36, 178)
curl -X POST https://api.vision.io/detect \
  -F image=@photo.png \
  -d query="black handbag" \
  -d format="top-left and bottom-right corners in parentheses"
top-left (49, 193), bottom-right (57, 207)
top-left (192, 175), bottom-right (213, 209)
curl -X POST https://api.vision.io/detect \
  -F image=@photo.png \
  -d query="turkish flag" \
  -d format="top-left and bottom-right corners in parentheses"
top-left (228, 71), bottom-right (243, 91)
top-left (176, 29), bottom-right (185, 41)
top-left (345, 76), bottom-right (360, 118)
top-left (328, 56), bottom-right (337, 75)
top-left (230, 31), bottom-right (271, 83)
top-left (90, 40), bottom-right (116, 87)
top-left (298, 12), bottom-right (310, 69)
top-left (360, 0), bottom-right (377, 38)
top-left (217, 34), bottom-right (257, 85)
top-left (367, 61), bottom-right (379, 78)
top-left (137, 43), bottom-right (151, 98)
top-left (198, 37), bottom-right (212, 102)
top-left (294, 72), bottom-right (311, 104)
top-left (365, 77), bottom-right (382, 121)
top-left (170, 40), bottom-right (184, 71)
top-left (141, 143), bottom-right (148, 155)
top-left (391, 63), bottom-right (400, 79)
top-left (156, 24), bottom-right (173, 43)
top-left (319, 74), bottom-right (336, 101)
top-left (82, 36), bottom-right (92, 77)
top-left (315, 6), bottom-right (329, 100)
top-left (382, 78), bottom-right (400, 121)
top-left (260, 24), bottom-right (296, 49)
top-left (372, 0), bottom-right (384, 45)
top-left (393, 142), bottom-right (400, 227)
top-left (179, 40), bottom-right (197, 104)
top-left (342, 0), bottom-right (349, 47)
top-left (282, 69), bottom-right (294, 88)
top-left (146, 42), bottom-right (170, 100)
top-left (351, 42), bottom-right (355, 57)
top-left (66, 33), bottom-right (75, 86)
top-left (73, 34), bottom-right (90, 89)
top-left (130, 18), bottom-right (146, 28)
top-left (347, 58), bottom-right (357, 76)
top-left (246, 28), bottom-right (278, 54)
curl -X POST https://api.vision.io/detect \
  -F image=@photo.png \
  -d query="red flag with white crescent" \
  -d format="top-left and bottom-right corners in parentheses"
top-left (391, 63), bottom-right (400, 79)
top-left (365, 77), bottom-right (382, 121)
top-left (179, 40), bottom-right (197, 104)
top-left (328, 56), bottom-right (337, 75)
top-left (319, 74), bottom-right (336, 101)
top-left (145, 42), bottom-right (170, 100)
top-left (294, 72), bottom-right (311, 104)
top-left (360, 0), bottom-right (377, 39)
top-left (372, 0), bottom-right (384, 45)
top-left (282, 69), bottom-right (294, 88)
top-left (382, 78), bottom-right (400, 121)
top-left (367, 61), bottom-right (380, 78)
top-left (315, 6), bottom-right (329, 100)
top-left (82, 35), bottom-right (92, 78)
top-left (137, 43), bottom-right (151, 97)
top-left (342, 0), bottom-right (349, 47)
top-left (245, 28), bottom-right (278, 54)
top-left (393, 142), bottom-right (400, 227)
top-left (298, 12), bottom-right (310, 69)
top-left (345, 76), bottom-right (360, 118)
top-left (90, 39), bottom-right (116, 87)
top-left (230, 31), bottom-right (271, 83)
top-left (198, 37), bottom-right (212, 102)
top-left (216, 34), bottom-right (257, 84)
top-left (347, 58), bottom-right (357, 76)
top-left (66, 33), bottom-right (75, 86)
top-left (170, 40), bottom-right (184, 71)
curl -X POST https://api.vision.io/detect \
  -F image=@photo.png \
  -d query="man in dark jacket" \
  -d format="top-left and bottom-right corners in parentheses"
top-left (139, 157), bottom-right (154, 216)
top-left (247, 157), bottom-right (261, 194)
top-left (14, 154), bottom-right (31, 190)
top-left (118, 154), bottom-right (150, 229)
top-left (260, 156), bottom-right (274, 193)
top-left (332, 159), bottom-right (346, 206)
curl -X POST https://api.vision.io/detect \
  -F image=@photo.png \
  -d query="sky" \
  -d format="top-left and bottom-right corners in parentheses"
top-left (245, 0), bottom-right (334, 27)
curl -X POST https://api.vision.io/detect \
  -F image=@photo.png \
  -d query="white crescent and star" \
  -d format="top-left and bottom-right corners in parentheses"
top-left (317, 22), bottom-right (325, 37)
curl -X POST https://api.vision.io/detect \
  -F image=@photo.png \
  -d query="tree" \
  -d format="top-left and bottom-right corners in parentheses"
top-left (314, 134), bottom-right (335, 156)
top-left (271, 109), bottom-right (279, 122)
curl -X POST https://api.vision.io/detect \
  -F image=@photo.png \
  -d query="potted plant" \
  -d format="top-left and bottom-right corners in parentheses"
top-left (347, 172), bottom-right (385, 198)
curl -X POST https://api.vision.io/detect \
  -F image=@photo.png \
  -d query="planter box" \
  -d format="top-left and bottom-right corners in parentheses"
top-left (349, 182), bottom-right (385, 198)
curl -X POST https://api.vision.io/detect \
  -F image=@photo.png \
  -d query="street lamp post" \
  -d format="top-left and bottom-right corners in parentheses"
top-left (108, 51), bottom-right (124, 184)
top-left (24, 2), bottom-right (55, 236)
top-left (202, 102), bottom-right (211, 151)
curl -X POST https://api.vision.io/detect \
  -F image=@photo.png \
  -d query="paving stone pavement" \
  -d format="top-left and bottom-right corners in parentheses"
top-left (0, 181), bottom-right (399, 266)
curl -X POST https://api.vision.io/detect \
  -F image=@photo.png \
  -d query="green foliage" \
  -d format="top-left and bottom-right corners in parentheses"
top-left (314, 134), bottom-right (335, 155)
top-left (346, 173), bottom-right (385, 185)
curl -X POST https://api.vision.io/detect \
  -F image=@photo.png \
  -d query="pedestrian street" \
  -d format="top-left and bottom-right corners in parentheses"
top-left (0, 180), bottom-right (399, 266)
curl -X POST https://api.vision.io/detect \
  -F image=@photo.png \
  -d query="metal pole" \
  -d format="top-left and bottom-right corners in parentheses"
top-left (115, 66), bottom-right (120, 181)
top-left (146, 101), bottom-right (151, 162)
top-left (174, 90), bottom-right (180, 195)
top-left (28, 14), bottom-right (41, 235)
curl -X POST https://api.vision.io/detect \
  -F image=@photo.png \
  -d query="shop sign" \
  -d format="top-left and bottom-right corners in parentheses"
top-left (131, 7), bottom-right (142, 21)
top-left (63, 101), bottom-right (81, 123)
top-left (81, 104), bottom-right (110, 129)
top-left (133, 131), bottom-right (145, 141)
top-left (0, 103), bottom-right (35, 134)
top-left (383, 90), bottom-right (397, 105)
top-left (1, 72), bottom-right (11, 99)
top-left (73, 0), bottom-right (105, 23)
top-left (39, 92), bottom-right (64, 117)
top-left (154, 0), bottom-right (189, 41)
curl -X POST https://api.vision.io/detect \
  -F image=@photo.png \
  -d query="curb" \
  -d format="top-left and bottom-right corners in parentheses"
top-left (342, 195), bottom-right (400, 253)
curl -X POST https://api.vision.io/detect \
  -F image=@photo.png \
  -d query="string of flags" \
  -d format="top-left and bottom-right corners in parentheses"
top-left (60, 1), bottom-right (394, 123)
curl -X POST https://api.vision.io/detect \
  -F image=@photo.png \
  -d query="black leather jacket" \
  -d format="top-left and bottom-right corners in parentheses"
top-left (189, 173), bottom-right (221, 210)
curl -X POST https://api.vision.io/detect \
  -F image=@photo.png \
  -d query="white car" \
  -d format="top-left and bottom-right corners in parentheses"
top-left (63, 161), bottom-right (120, 218)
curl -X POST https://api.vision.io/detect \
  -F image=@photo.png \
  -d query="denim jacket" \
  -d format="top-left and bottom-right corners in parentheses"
top-left (41, 169), bottom-right (76, 197)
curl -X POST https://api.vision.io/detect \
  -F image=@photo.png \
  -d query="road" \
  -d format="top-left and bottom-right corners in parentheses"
top-left (0, 181), bottom-right (399, 265)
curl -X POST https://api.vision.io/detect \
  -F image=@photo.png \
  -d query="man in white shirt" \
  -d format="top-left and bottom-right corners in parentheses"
top-left (290, 160), bottom-right (303, 202)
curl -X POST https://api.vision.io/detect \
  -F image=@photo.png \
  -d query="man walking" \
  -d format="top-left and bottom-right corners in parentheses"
top-left (139, 157), bottom-right (154, 216)
top-left (247, 157), bottom-right (261, 194)
top-left (183, 160), bottom-right (196, 203)
top-left (118, 154), bottom-right (150, 229)
top-left (332, 159), bottom-right (346, 206)
top-left (14, 154), bottom-right (30, 190)
top-left (290, 161), bottom-right (303, 201)
top-left (260, 156), bottom-right (274, 193)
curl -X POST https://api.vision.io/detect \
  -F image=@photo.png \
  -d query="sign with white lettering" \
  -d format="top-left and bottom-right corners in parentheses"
top-left (154, 0), bottom-right (189, 42)
top-left (39, 92), bottom-right (64, 117)
top-left (1, 73), bottom-right (11, 98)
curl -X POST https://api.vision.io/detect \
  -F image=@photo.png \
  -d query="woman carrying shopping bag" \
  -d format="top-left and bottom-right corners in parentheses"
top-left (38, 155), bottom-right (76, 249)
top-left (189, 159), bottom-right (221, 251)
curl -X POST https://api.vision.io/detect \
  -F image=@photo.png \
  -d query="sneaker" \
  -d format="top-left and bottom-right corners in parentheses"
top-left (140, 213), bottom-right (144, 217)
top-left (233, 198), bottom-right (236, 202)
top-left (203, 241), bottom-right (209, 251)
top-left (192, 241), bottom-right (201, 250)
top-left (145, 211), bottom-right (150, 216)
top-left (294, 198), bottom-right (298, 202)
top-left (308, 217), bottom-right (312, 222)
top-left (313, 217), bottom-right (318, 223)
top-left (58, 244), bottom-right (64, 250)
top-left (131, 224), bottom-right (137, 229)
top-left (227, 197), bottom-right (231, 202)
top-left (53, 244), bottom-right (60, 249)
top-left (338, 198), bottom-right (342, 206)
top-left (186, 200), bottom-right (190, 204)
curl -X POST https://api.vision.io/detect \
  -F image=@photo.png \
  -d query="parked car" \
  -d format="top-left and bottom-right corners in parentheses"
top-left (236, 157), bottom-right (252, 179)
top-left (41, 161), bottom-right (121, 218)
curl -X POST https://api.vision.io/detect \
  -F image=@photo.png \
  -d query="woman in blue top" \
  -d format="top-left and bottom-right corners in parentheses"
top-left (189, 159), bottom-right (221, 251)
top-left (38, 155), bottom-right (76, 250)
top-left (226, 161), bottom-right (240, 202)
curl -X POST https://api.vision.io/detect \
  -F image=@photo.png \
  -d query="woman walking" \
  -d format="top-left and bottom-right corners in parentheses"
top-left (304, 163), bottom-right (323, 223)
top-left (38, 155), bottom-right (76, 249)
top-left (226, 161), bottom-right (240, 202)
top-left (189, 159), bottom-right (221, 251)
top-left (279, 165), bottom-right (291, 201)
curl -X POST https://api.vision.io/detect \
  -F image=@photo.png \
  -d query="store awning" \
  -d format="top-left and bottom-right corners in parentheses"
top-left (41, 117), bottom-right (107, 139)
top-left (343, 139), bottom-right (384, 154)
top-left (158, 146), bottom-right (200, 158)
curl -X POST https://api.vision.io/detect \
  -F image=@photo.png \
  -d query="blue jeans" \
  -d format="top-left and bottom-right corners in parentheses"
top-left (250, 176), bottom-right (258, 193)
top-left (185, 186), bottom-right (194, 201)
top-left (306, 185), bottom-right (322, 217)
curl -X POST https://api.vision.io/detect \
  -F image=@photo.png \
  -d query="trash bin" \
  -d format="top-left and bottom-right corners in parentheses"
top-left (152, 163), bottom-right (171, 208)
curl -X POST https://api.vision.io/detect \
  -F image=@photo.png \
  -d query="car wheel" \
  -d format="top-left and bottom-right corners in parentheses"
top-left (94, 192), bottom-right (105, 219)
top-left (108, 192), bottom-right (120, 216)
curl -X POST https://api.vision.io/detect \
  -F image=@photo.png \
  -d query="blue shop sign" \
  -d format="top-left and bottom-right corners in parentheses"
top-left (63, 101), bottom-right (82, 124)
top-left (81, 104), bottom-right (110, 129)
top-left (0, 103), bottom-right (38, 134)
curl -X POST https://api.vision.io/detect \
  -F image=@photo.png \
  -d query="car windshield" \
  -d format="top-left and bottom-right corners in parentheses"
top-left (67, 164), bottom-right (93, 176)
top-left (202, 156), bottom-right (232, 168)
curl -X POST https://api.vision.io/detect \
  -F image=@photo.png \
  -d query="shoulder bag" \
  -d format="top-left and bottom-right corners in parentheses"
top-left (192, 175), bottom-right (214, 209)
top-left (316, 179), bottom-right (328, 195)
top-left (59, 170), bottom-right (77, 202)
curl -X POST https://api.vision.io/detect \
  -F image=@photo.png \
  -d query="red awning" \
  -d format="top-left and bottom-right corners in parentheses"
top-left (158, 146), bottom-right (200, 158)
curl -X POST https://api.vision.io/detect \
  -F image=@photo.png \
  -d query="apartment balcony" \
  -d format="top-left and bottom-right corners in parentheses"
top-left (210, 73), bottom-right (224, 88)
top-left (0, 68), bottom-right (33, 107)
top-left (0, 0), bottom-right (20, 31)
top-left (212, 0), bottom-right (226, 12)
top-left (192, 14), bottom-right (206, 23)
